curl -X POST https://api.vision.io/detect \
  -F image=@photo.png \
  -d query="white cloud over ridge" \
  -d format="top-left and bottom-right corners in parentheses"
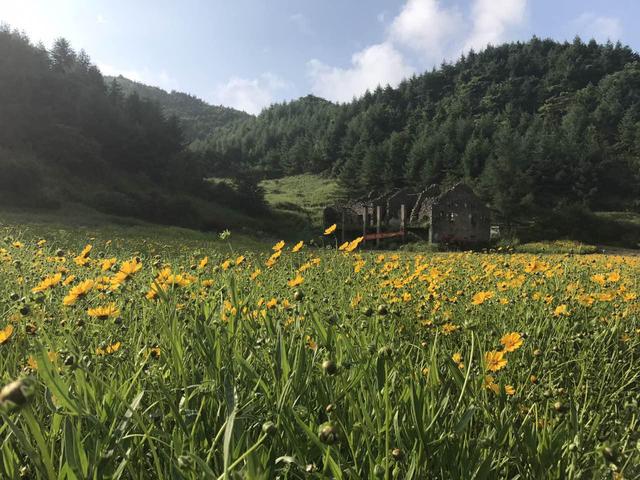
top-left (308, 0), bottom-right (529, 103)
top-left (308, 42), bottom-right (414, 104)
top-left (464, 0), bottom-right (527, 52)
top-left (390, 0), bottom-right (464, 61)
top-left (211, 73), bottom-right (289, 115)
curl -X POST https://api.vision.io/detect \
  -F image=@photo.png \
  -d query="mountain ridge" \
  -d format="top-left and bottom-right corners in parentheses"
top-left (105, 75), bottom-right (251, 142)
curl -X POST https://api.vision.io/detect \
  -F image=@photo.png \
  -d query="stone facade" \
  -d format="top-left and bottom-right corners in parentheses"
top-left (424, 183), bottom-right (491, 244)
top-left (324, 183), bottom-right (491, 245)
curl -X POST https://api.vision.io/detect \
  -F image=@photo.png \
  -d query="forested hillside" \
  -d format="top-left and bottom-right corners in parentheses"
top-left (197, 37), bottom-right (640, 225)
top-left (0, 26), bottom-right (264, 229)
top-left (105, 75), bottom-right (250, 142)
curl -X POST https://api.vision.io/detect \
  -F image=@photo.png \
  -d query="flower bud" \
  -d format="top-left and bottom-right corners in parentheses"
top-left (322, 360), bottom-right (338, 376)
top-left (318, 422), bottom-right (338, 445)
top-left (0, 378), bottom-right (35, 410)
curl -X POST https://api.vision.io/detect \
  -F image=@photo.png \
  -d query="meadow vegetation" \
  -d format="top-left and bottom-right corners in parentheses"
top-left (261, 174), bottom-right (343, 227)
top-left (0, 220), bottom-right (638, 479)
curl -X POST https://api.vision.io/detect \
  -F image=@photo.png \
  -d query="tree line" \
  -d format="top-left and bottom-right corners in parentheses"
top-left (196, 37), bottom-right (640, 226)
top-left (0, 25), bottom-right (262, 228)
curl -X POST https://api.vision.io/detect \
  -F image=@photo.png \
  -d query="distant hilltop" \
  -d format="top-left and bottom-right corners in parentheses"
top-left (104, 75), bottom-right (251, 143)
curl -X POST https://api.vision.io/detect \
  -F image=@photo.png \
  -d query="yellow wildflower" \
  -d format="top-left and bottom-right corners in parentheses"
top-left (87, 303), bottom-right (120, 319)
top-left (500, 332), bottom-right (523, 352)
top-left (324, 224), bottom-right (337, 235)
top-left (485, 350), bottom-right (507, 372)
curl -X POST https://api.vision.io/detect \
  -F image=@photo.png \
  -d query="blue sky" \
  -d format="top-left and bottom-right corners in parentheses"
top-left (1, 0), bottom-right (638, 114)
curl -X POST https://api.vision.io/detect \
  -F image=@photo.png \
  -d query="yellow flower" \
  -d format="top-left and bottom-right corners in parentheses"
top-left (0, 324), bottom-right (14, 345)
top-left (96, 342), bottom-right (121, 356)
top-left (12, 241), bottom-right (24, 248)
top-left (266, 298), bottom-right (277, 309)
top-left (62, 275), bottom-right (76, 286)
top-left (504, 385), bottom-right (516, 396)
top-left (100, 258), bottom-right (117, 272)
top-left (74, 244), bottom-right (93, 266)
top-left (483, 375), bottom-right (500, 394)
top-left (345, 236), bottom-right (364, 253)
top-left (292, 240), bottom-right (304, 252)
top-left (471, 291), bottom-right (494, 305)
top-left (235, 255), bottom-right (245, 266)
top-left (26, 352), bottom-right (59, 371)
top-left (27, 355), bottom-right (38, 370)
top-left (338, 241), bottom-right (349, 251)
top-left (87, 303), bottom-right (120, 319)
top-left (250, 269), bottom-right (262, 280)
top-left (485, 350), bottom-right (507, 372)
top-left (590, 274), bottom-right (606, 286)
top-left (553, 304), bottom-right (569, 317)
top-left (287, 275), bottom-right (304, 288)
top-left (197, 256), bottom-right (209, 270)
top-left (441, 323), bottom-right (459, 335)
top-left (607, 271), bottom-right (620, 283)
top-left (305, 336), bottom-right (317, 351)
top-left (266, 250), bottom-right (282, 267)
top-left (451, 352), bottom-right (465, 369)
top-left (596, 292), bottom-right (615, 302)
top-left (577, 293), bottom-right (594, 306)
top-left (63, 279), bottom-right (94, 306)
top-left (500, 332), bottom-right (523, 352)
top-left (324, 224), bottom-right (337, 235)
top-left (272, 240), bottom-right (285, 251)
top-left (119, 258), bottom-right (142, 276)
top-left (221, 260), bottom-right (232, 271)
top-left (74, 255), bottom-right (91, 267)
top-left (31, 272), bottom-right (63, 293)
top-left (166, 274), bottom-right (192, 287)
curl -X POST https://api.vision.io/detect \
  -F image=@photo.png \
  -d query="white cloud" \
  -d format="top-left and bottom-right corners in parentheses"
top-left (308, 42), bottom-right (414, 103)
top-left (389, 0), bottom-right (464, 61)
top-left (211, 73), bottom-right (289, 114)
top-left (98, 63), bottom-right (178, 91)
top-left (96, 14), bottom-right (107, 25)
top-left (571, 13), bottom-right (622, 43)
top-left (307, 0), bottom-right (529, 103)
top-left (464, 0), bottom-right (527, 51)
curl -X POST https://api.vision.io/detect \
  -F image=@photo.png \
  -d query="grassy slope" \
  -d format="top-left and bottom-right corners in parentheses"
top-left (595, 211), bottom-right (640, 226)
top-left (0, 204), bottom-right (268, 254)
top-left (261, 174), bottom-right (343, 226)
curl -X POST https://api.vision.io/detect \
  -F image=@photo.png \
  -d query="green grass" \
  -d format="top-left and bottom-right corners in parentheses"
top-left (512, 240), bottom-right (599, 255)
top-left (0, 205), bottom-right (268, 254)
top-left (261, 174), bottom-right (344, 226)
top-left (595, 211), bottom-right (640, 226)
top-left (0, 218), bottom-right (638, 478)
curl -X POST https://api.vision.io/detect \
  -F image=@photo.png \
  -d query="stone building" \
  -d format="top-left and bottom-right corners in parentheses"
top-left (413, 183), bottom-right (491, 244)
top-left (323, 183), bottom-right (491, 245)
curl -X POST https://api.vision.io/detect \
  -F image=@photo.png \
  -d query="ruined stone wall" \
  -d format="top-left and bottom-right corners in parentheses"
top-left (429, 186), bottom-right (490, 244)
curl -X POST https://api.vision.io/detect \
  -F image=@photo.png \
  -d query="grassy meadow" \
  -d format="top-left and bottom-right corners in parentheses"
top-left (261, 174), bottom-right (343, 227)
top-left (0, 216), bottom-right (639, 479)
